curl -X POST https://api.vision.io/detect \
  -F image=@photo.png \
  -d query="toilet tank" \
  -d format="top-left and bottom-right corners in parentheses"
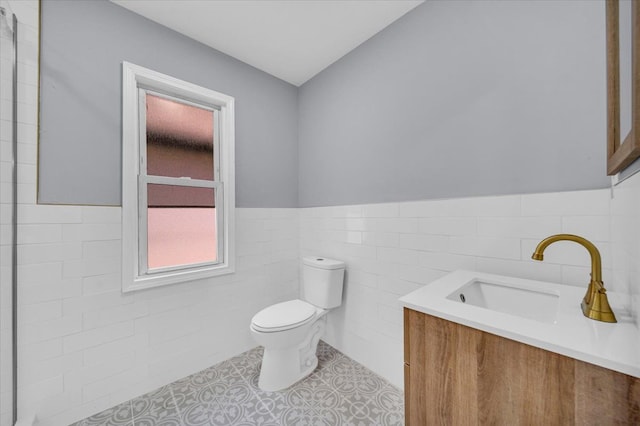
top-left (301, 256), bottom-right (345, 309)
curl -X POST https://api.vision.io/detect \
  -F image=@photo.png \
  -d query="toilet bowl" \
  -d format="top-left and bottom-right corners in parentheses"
top-left (250, 257), bottom-right (345, 391)
top-left (250, 300), bottom-right (328, 391)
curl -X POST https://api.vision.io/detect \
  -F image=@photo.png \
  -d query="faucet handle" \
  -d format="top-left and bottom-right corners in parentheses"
top-left (583, 282), bottom-right (616, 323)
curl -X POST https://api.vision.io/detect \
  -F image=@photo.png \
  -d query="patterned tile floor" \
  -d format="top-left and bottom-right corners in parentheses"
top-left (72, 341), bottom-right (404, 425)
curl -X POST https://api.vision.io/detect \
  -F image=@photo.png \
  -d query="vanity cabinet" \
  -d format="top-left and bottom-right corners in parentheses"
top-left (404, 308), bottom-right (640, 425)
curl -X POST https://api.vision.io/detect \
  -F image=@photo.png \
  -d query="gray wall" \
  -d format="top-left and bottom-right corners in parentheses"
top-left (298, 0), bottom-right (610, 207)
top-left (39, 0), bottom-right (298, 207)
top-left (41, 0), bottom-right (611, 208)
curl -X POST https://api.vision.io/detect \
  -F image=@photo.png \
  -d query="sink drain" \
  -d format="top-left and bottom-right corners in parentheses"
top-left (459, 294), bottom-right (466, 303)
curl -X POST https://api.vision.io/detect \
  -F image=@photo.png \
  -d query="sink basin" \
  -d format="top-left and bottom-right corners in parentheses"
top-left (446, 279), bottom-right (559, 324)
top-left (398, 270), bottom-right (640, 379)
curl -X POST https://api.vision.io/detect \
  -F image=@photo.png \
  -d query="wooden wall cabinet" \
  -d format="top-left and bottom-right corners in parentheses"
top-left (607, 0), bottom-right (640, 175)
top-left (404, 308), bottom-right (640, 425)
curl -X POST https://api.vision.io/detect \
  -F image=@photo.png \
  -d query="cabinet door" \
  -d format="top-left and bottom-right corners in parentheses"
top-left (403, 308), bottom-right (640, 425)
top-left (404, 308), bottom-right (479, 425)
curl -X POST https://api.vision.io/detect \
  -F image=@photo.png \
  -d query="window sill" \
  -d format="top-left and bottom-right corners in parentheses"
top-left (123, 262), bottom-right (235, 293)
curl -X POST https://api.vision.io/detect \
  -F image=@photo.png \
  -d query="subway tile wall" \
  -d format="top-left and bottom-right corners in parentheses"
top-left (17, 206), bottom-right (298, 425)
top-left (300, 189), bottom-right (614, 388)
top-left (611, 171), bottom-right (640, 326)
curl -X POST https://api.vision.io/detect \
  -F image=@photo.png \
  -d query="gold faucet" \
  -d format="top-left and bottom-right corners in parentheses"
top-left (532, 234), bottom-right (616, 323)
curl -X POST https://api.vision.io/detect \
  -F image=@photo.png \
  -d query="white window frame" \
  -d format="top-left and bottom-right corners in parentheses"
top-left (121, 62), bottom-right (235, 292)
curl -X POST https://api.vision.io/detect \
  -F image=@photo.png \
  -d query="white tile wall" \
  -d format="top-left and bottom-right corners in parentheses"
top-left (17, 205), bottom-right (298, 426)
top-left (300, 190), bottom-right (614, 388)
top-left (14, 202), bottom-right (298, 425)
top-left (611, 171), bottom-right (640, 326)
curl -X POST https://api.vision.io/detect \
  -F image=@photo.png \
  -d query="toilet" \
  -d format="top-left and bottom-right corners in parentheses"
top-left (250, 256), bottom-right (345, 391)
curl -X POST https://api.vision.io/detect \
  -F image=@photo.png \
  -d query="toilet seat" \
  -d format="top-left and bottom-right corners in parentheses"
top-left (251, 299), bottom-right (316, 333)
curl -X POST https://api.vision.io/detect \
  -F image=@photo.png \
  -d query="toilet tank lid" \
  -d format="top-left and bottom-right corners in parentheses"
top-left (303, 256), bottom-right (345, 270)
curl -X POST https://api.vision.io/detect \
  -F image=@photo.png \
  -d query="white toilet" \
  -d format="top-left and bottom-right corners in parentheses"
top-left (250, 256), bottom-right (345, 391)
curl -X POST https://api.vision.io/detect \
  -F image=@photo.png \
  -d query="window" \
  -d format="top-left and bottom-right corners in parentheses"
top-left (122, 62), bottom-right (235, 292)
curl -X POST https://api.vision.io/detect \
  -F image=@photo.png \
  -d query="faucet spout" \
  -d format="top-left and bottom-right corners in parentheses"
top-left (531, 234), bottom-right (616, 323)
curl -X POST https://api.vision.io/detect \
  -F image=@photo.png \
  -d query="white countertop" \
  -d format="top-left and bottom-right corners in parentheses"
top-left (399, 270), bottom-right (640, 378)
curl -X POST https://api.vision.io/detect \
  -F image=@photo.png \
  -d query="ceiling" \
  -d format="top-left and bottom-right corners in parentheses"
top-left (111, 0), bottom-right (423, 86)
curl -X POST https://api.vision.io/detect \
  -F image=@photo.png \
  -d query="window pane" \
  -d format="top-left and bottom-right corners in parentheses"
top-left (146, 93), bottom-right (214, 180)
top-left (147, 184), bottom-right (217, 270)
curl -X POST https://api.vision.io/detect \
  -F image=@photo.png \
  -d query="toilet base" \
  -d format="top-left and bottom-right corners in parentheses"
top-left (257, 317), bottom-right (325, 391)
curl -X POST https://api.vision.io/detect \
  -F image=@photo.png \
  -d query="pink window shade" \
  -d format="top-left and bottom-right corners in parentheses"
top-left (147, 207), bottom-right (217, 270)
top-left (146, 185), bottom-right (217, 270)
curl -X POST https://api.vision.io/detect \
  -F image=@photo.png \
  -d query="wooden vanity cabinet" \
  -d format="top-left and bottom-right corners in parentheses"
top-left (404, 308), bottom-right (640, 425)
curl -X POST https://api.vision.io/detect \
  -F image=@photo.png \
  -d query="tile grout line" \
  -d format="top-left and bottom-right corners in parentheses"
top-left (182, 369), bottom-right (227, 425)
top-left (314, 349), bottom-right (402, 424)
top-left (168, 386), bottom-right (186, 426)
top-left (200, 359), bottom-right (242, 425)
top-left (228, 353), bottom-right (281, 424)
top-left (211, 369), bottom-right (234, 425)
